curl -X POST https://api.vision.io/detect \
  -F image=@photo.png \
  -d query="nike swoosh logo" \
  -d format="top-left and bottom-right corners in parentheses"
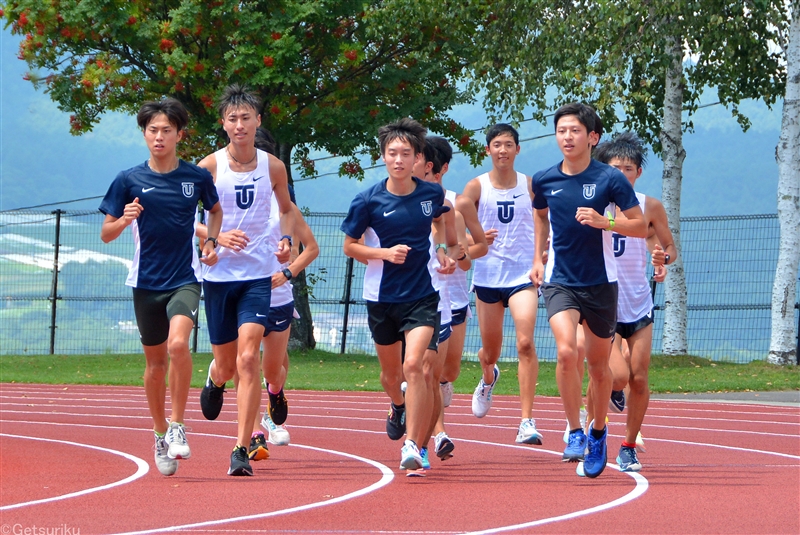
top-left (256, 313), bottom-right (267, 318)
top-left (550, 189), bottom-right (563, 195)
top-left (276, 319), bottom-right (288, 325)
top-left (191, 309), bottom-right (197, 316)
top-left (253, 176), bottom-right (266, 182)
top-left (439, 328), bottom-right (448, 335)
top-left (142, 187), bottom-right (155, 193)
top-left (513, 193), bottom-right (525, 199)
top-left (383, 210), bottom-right (396, 217)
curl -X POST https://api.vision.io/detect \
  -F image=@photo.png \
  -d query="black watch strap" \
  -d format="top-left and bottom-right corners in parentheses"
top-left (282, 268), bottom-right (293, 280)
top-left (207, 237), bottom-right (218, 248)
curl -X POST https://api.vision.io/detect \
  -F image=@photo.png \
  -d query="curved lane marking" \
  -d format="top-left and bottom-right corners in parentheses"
top-left (0, 432), bottom-right (149, 511)
top-left (1, 422), bottom-right (394, 535)
top-left (111, 442), bottom-right (394, 535)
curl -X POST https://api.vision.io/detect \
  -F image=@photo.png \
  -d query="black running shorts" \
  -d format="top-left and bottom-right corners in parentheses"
top-left (132, 283), bottom-right (201, 346)
top-left (367, 292), bottom-right (440, 350)
top-left (541, 282), bottom-right (617, 339)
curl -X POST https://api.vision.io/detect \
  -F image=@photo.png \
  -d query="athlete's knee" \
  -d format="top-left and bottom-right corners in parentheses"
top-left (629, 371), bottom-right (649, 394)
top-left (237, 350), bottom-right (261, 375)
top-left (516, 336), bottom-right (536, 359)
top-left (556, 346), bottom-right (579, 367)
top-left (166, 336), bottom-right (190, 359)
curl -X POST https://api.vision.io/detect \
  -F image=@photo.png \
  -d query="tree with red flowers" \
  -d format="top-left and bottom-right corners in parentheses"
top-left (3, 0), bottom-right (492, 349)
top-left (3, 0), bottom-right (486, 180)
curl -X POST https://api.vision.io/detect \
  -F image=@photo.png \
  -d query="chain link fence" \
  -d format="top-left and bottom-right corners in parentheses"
top-left (1, 210), bottom-right (797, 362)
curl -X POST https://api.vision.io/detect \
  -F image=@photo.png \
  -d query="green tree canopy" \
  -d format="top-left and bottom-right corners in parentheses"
top-left (3, 0), bottom-right (486, 179)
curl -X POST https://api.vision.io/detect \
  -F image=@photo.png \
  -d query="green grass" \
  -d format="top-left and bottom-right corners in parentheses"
top-left (1, 350), bottom-right (797, 395)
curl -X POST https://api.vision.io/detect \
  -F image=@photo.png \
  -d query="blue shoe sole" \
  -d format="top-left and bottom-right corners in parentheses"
top-left (583, 458), bottom-right (607, 478)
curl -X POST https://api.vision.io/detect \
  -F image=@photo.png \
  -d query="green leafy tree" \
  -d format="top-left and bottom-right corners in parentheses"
top-left (2, 0), bottom-right (486, 349)
top-left (463, 0), bottom-right (784, 355)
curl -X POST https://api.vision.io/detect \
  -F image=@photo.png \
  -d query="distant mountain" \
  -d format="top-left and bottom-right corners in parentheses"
top-left (1, 28), bottom-right (782, 216)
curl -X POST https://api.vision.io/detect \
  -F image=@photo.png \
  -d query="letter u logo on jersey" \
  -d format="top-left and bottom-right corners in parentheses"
top-left (497, 200), bottom-right (515, 224)
top-left (181, 182), bottom-right (194, 198)
top-left (583, 184), bottom-right (596, 199)
top-left (613, 233), bottom-right (626, 257)
top-left (420, 200), bottom-right (433, 216)
top-left (235, 184), bottom-right (255, 209)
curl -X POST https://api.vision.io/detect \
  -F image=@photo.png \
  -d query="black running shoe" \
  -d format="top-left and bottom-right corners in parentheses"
top-left (249, 433), bottom-right (269, 461)
top-left (200, 365), bottom-right (225, 420)
top-left (267, 388), bottom-right (288, 426)
top-left (609, 390), bottom-right (626, 413)
top-left (228, 446), bottom-right (253, 476)
top-left (386, 403), bottom-right (406, 440)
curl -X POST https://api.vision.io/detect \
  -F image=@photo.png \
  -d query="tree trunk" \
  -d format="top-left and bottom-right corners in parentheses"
top-left (768, 3), bottom-right (800, 366)
top-left (278, 141), bottom-right (316, 351)
top-left (659, 36), bottom-right (689, 355)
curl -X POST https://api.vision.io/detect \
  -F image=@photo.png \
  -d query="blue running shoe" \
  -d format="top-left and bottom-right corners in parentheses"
top-left (562, 429), bottom-right (587, 462)
top-left (609, 390), bottom-right (626, 413)
top-left (616, 445), bottom-right (642, 472)
top-left (584, 423), bottom-right (608, 478)
top-left (420, 447), bottom-right (431, 470)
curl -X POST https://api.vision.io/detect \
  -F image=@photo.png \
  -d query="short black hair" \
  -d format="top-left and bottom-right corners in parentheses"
top-left (422, 140), bottom-right (441, 174)
top-left (427, 136), bottom-right (453, 170)
top-left (137, 98), bottom-right (189, 131)
top-left (593, 132), bottom-right (647, 169)
top-left (485, 123), bottom-right (519, 146)
top-left (377, 117), bottom-right (426, 155)
top-left (217, 83), bottom-right (263, 118)
top-left (254, 127), bottom-right (277, 156)
top-left (553, 102), bottom-right (602, 139)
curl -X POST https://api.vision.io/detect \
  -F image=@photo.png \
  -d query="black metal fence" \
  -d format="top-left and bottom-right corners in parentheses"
top-left (0, 210), bottom-right (797, 362)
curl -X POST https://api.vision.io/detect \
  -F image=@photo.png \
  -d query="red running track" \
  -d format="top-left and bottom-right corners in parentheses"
top-left (1, 383), bottom-right (798, 534)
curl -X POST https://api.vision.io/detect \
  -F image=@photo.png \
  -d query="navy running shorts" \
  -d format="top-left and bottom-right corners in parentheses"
top-left (474, 282), bottom-right (535, 308)
top-left (203, 277), bottom-right (272, 345)
top-left (616, 310), bottom-right (654, 339)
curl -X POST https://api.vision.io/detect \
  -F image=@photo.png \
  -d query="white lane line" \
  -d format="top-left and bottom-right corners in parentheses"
top-left (110, 443), bottom-right (394, 535)
top-left (0, 432), bottom-right (149, 511)
top-left (460, 469), bottom-right (648, 535)
top-left (3, 407), bottom-right (799, 442)
top-left (0, 421), bottom-right (394, 534)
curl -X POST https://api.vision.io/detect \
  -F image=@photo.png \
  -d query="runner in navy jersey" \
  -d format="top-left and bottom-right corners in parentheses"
top-left (341, 118), bottom-right (455, 473)
top-left (531, 103), bottom-right (646, 478)
top-left (100, 98), bottom-right (222, 477)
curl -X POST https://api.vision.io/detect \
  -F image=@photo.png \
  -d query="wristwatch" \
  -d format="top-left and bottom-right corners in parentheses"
top-left (282, 268), bottom-right (293, 280)
top-left (207, 237), bottom-right (218, 248)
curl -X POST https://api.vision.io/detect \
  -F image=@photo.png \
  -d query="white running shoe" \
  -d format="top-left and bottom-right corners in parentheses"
top-left (562, 407), bottom-right (588, 443)
top-left (471, 364), bottom-right (499, 418)
top-left (440, 381), bottom-right (454, 407)
top-left (165, 422), bottom-right (191, 460)
top-left (636, 431), bottom-right (647, 453)
top-left (261, 409), bottom-right (291, 446)
top-left (154, 434), bottom-right (178, 476)
top-left (515, 418), bottom-right (543, 445)
top-left (400, 439), bottom-right (422, 470)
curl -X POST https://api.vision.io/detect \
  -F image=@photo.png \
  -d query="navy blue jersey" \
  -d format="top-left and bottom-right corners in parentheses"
top-left (532, 159), bottom-right (638, 286)
top-left (341, 178), bottom-right (445, 303)
top-left (99, 161), bottom-right (219, 291)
